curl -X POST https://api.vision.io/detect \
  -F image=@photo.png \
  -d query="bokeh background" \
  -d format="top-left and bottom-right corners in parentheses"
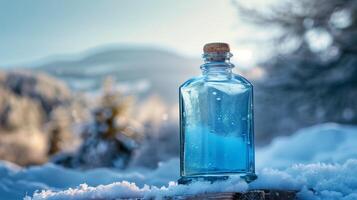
top-left (0, 0), bottom-right (356, 171)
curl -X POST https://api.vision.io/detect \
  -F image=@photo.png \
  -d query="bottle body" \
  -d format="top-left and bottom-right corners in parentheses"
top-left (179, 49), bottom-right (256, 183)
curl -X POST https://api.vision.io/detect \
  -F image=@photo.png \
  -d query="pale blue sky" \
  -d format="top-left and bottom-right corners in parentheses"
top-left (0, 0), bottom-right (275, 66)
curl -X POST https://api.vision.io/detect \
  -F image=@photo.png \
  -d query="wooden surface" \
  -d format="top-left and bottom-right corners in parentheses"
top-left (106, 189), bottom-right (297, 200)
top-left (169, 190), bottom-right (297, 200)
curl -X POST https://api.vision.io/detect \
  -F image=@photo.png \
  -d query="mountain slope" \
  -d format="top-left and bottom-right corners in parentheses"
top-left (35, 47), bottom-right (202, 103)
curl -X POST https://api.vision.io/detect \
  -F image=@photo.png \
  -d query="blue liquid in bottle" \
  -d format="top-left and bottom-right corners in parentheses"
top-left (179, 43), bottom-right (257, 184)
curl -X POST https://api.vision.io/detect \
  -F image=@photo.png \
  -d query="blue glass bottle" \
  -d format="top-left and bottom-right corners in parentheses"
top-left (179, 43), bottom-right (257, 184)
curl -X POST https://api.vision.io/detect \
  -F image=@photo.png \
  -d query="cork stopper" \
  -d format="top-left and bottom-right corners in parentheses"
top-left (203, 42), bottom-right (230, 54)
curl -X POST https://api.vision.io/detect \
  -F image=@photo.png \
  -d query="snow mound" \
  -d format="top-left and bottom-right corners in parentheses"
top-left (27, 159), bottom-right (357, 200)
top-left (256, 123), bottom-right (357, 169)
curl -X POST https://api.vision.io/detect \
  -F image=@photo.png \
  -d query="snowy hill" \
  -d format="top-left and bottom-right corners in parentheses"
top-left (32, 46), bottom-right (201, 104)
top-left (256, 123), bottom-right (357, 169)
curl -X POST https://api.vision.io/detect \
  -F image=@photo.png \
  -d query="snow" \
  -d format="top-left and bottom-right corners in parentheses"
top-left (0, 159), bottom-right (180, 200)
top-left (26, 160), bottom-right (357, 200)
top-left (0, 123), bottom-right (356, 199)
top-left (26, 178), bottom-right (248, 200)
top-left (256, 123), bottom-right (357, 169)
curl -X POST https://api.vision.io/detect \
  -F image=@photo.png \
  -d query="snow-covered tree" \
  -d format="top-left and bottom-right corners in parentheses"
top-left (236, 0), bottom-right (357, 142)
top-left (53, 77), bottom-right (141, 169)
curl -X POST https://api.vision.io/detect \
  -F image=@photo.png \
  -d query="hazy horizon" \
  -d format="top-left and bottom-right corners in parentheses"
top-left (0, 0), bottom-right (238, 66)
top-left (0, 0), bottom-right (280, 67)
top-left (0, 43), bottom-right (195, 68)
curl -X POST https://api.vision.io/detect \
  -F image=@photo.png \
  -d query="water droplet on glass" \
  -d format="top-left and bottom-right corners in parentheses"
top-left (216, 97), bottom-right (221, 101)
top-left (212, 91), bottom-right (217, 95)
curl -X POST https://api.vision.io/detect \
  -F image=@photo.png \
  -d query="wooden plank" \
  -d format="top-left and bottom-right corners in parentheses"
top-left (105, 189), bottom-right (297, 200)
top-left (171, 190), bottom-right (296, 200)
top-left (264, 190), bottom-right (297, 200)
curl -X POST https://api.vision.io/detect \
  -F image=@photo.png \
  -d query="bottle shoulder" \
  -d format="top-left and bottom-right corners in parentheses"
top-left (179, 76), bottom-right (205, 89)
top-left (179, 74), bottom-right (253, 97)
top-left (232, 74), bottom-right (253, 86)
top-left (180, 73), bottom-right (252, 90)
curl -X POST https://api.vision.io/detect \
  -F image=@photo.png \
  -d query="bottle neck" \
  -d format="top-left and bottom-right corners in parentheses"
top-left (200, 52), bottom-right (234, 80)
